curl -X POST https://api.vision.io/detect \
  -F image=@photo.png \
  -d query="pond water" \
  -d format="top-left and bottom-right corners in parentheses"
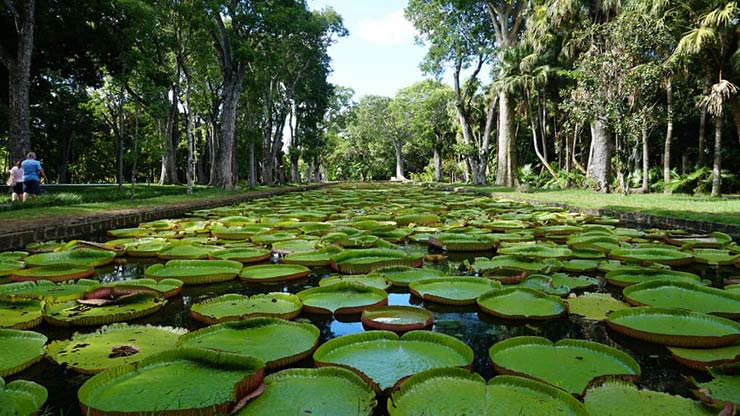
top-left (3, 186), bottom-right (738, 415)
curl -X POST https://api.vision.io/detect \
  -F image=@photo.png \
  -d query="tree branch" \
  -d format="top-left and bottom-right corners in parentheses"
top-left (3, 0), bottom-right (20, 32)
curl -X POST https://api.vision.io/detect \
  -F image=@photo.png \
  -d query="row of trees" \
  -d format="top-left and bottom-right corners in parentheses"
top-left (1, 0), bottom-right (739, 196)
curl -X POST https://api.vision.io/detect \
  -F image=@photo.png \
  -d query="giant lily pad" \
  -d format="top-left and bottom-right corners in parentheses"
top-left (297, 282), bottom-right (388, 314)
top-left (330, 248), bottom-right (423, 274)
top-left (609, 247), bottom-right (693, 267)
top-left (43, 297), bottom-right (166, 327)
top-left (0, 377), bottom-right (48, 416)
top-left (250, 231), bottom-right (299, 245)
top-left (125, 239), bottom-right (169, 257)
top-left (320, 274), bottom-right (392, 290)
top-left (144, 259), bottom-right (242, 285)
top-left (604, 268), bottom-right (701, 287)
top-left (606, 307), bottom-right (740, 347)
top-left (409, 277), bottom-right (501, 305)
top-left (0, 279), bottom-right (99, 302)
top-left (388, 369), bottom-right (588, 416)
top-left (25, 240), bottom-right (66, 253)
top-left (235, 367), bottom-right (376, 416)
top-left (156, 242), bottom-right (216, 260)
top-left (369, 266), bottom-right (445, 287)
top-left (691, 365), bottom-right (740, 409)
top-left (668, 344), bottom-right (740, 371)
top-left (313, 330), bottom-right (473, 392)
top-left (78, 348), bottom-right (264, 415)
top-left (281, 246), bottom-right (344, 267)
top-left (0, 300), bottom-right (42, 329)
top-left (239, 264), bottom-right (310, 283)
top-left (473, 256), bottom-right (562, 274)
top-left (565, 293), bottom-right (631, 321)
top-left (427, 233), bottom-right (496, 251)
top-left (498, 244), bottom-right (573, 259)
top-left (9, 265), bottom-right (95, 283)
top-left (190, 293), bottom-right (303, 325)
top-left (46, 323), bottom-right (186, 374)
top-left (361, 306), bottom-right (433, 332)
top-left (488, 336), bottom-right (640, 396)
top-left (584, 379), bottom-right (714, 415)
top-left (664, 232), bottom-right (733, 248)
top-left (0, 329), bottom-right (47, 376)
top-left (0, 260), bottom-right (26, 278)
top-left (178, 318), bottom-right (319, 369)
top-left (25, 248), bottom-right (116, 268)
top-left (691, 249), bottom-right (740, 266)
top-left (271, 239), bottom-right (321, 254)
top-left (102, 278), bottom-right (183, 299)
top-left (623, 281), bottom-right (740, 318)
top-left (477, 288), bottom-right (567, 320)
top-left (209, 247), bottom-right (272, 263)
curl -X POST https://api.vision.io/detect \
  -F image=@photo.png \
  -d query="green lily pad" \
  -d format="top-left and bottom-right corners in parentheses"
top-left (46, 323), bottom-right (186, 374)
top-left (25, 240), bottom-right (67, 253)
top-left (43, 297), bottom-right (167, 327)
top-left (606, 307), bottom-right (740, 347)
top-left (0, 260), bottom-right (26, 277)
top-left (584, 379), bottom-right (713, 415)
top-left (102, 278), bottom-right (183, 299)
top-left (178, 318), bottom-right (319, 369)
top-left (239, 264), bottom-right (311, 283)
top-left (320, 274), bottom-right (392, 290)
top-left (281, 246), bottom-right (344, 267)
top-left (692, 365), bottom-right (740, 408)
top-left (250, 231), bottom-right (299, 245)
top-left (78, 348), bottom-right (264, 415)
top-left (409, 277), bottom-right (501, 305)
top-left (271, 239), bottom-right (321, 254)
top-left (0, 377), bottom-right (48, 416)
top-left (473, 255), bottom-right (562, 274)
top-left (190, 293), bottom-right (303, 325)
top-left (0, 279), bottom-right (100, 301)
top-left (157, 242), bottom-right (216, 260)
top-left (124, 239), bottom-right (168, 257)
top-left (427, 233), bottom-right (496, 251)
top-left (548, 273), bottom-right (600, 291)
top-left (478, 288), bottom-right (567, 320)
top-left (0, 251), bottom-right (28, 262)
top-left (565, 293), bottom-right (631, 321)
top-left (561, 259), bottom-right (601, 273)
top-left (330, 248), bottom-right (423, 275)
top-left (388, 369), bottom-right (588, 416)
top-left (0, 300), bottom-right (42, 329)
top-left (665, 232), bottom-right (733, 248)
top-left (691, 249), bottom-right (740, 266)
top-left (509, 275), bottom-right (570, 296)
top-left (144, 259), bottom-right (242, 285)
top-left (369, 266), bottom-right (445, 287)
top-left (297, 282), bottom-right (388, 314)
top-left (623, 281), bottom-right (740, 318)
top-left (9, 265), bottom-right (95, 283)
top-left (609, 247), bottom-right (694, 267)
top-left (313, 330), bottom-right (473, 392)
top-left (498, 244), bottom-right (573, 259)
top-left (25, 248), bottom-right (116, 268)
top-left (361, 306), bottom-right (433, 332)
top-left (235, 367), bottom-right (376, 416)
top-left (668, 344), bottom-right (740, 371)
top-left (488, 336), bottom-right (640, 395)
top-left (0, 329), bottom-right (47, 376)
top-left (604, 269), bottom-right (701, 287)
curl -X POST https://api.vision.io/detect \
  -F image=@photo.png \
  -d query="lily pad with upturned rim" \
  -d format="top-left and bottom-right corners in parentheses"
top-left (668, 344), bottom-right (740, 371)
top-left (330, 248), bottom-right (423, 275)
top-left (584, 379), bottom-right (714, 415)
top-left (25, 248), bottom-right (116, 268)
top-left (102, 278), bottom-right (183, 299)
top-left (313, 330), bottom-right (473, 393)
top-left (77, 348), bottom-right (265, 416)
top-left (43, 297), bottom-right (167, 327)
top-left (606, 307), bottom-right (740, 348)
top-left (9, 264), bottom-right (95, 283)
top-left (234, 367), bottom-right (377, 416)
top-left (609, 247), bottom-right (694, 267)
top-left (488, 336), bottom-right (640, 396)
top-left (477, 288), bottom-right (567, 320)
top-left (361, 306), bottom-right (433, 332)
top-left (604, 269), bottom-right (701, 287)
top-left (565, 293), bottom-right (631, 321)
top-left (281, 246), bottom-right (344, 267)
top-left (623, 281), bottom-right (740, 318)
top-left (690, 249), bottom-right (740, 266)
top-left (691, 364), bottom-right (740, 409)
top-left (156, 242), bottom-right (217, 260)
top-left (387, 369), bottom-right (588, 416)
top-left (409, 276), bottom-right (501, 305)
top-left (190, 293), bottom-right (303, 325)
top-left (178, 318), bottom-right (319, 369)
top-left (0, 300), bottom-right (42, 329)
top-left (0, 279), bottom-right (100, 301)
top-left (0, 329), bottom-right (47, 376)
top-left (473, 256), bottom-right (562, 275)
top-left (45, 323), bottom-right (186, 374)
top-left (144, 259), bottom-right (242, 285)
top-left (297, 282), bottom-right (388, 314)
top-left (369, 266), bottom-right (445, 287)
top-left (0, 377), bottom-right (48, 416)
top-left (320, 274), bottom-right (392, 290)
top-left (0, 260), bottom-right (26, 277)
top-left (239, 264), bottom-right (310, 283)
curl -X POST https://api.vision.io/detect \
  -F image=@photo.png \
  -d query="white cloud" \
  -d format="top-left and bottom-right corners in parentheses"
top-left (356, 9), bottom-right (416, 46)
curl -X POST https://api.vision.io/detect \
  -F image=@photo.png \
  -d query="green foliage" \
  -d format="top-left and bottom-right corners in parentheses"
top-left (661, 168), bottom-right (740, 195)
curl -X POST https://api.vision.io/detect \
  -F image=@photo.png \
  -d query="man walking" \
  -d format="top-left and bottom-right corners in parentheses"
top-left (21, 152), bottom-right (48, 202)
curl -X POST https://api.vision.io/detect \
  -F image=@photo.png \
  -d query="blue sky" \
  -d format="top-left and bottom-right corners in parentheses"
top-left (307, 0), bottom-right (432, 99)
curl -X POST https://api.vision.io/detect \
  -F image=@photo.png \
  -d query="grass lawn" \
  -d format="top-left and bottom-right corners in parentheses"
top-left (441, 184), bottom-right (740, 226)
top-left (0, 184), bottom-right (278, 221)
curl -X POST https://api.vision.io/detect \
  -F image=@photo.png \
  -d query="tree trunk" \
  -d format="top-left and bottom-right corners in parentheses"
top-left (495, 90), bottom-right (517, 187)
top-left (160, 61), bottom-right (181, 185)
top-left (698, 75), bottom-right (710, 166)
top-left (663, 77), bottom-right (673, 191)
top-left (393, 140), bottom-right (405, 180)
top-left (185, 75), bottom-right (194, 196)
top-left (214, 69), bottom-right (245, 189)
top-left (642, 120), bottom-right (649, 192)
top-left (526, 89), bottom-right (558, 181)
top-left (433, 139), bottom-right (442, 182)
top-left (711, 115), bottom-right (723, 197)
top-left (588, 118), bottom-right (612, 192)
top-left (290, 153), bottom-right (300, 183)
top-left (57, 131), bottom-right (73, 184)
top-left (1, 0), bottom-right (35, 161)
top-left (248, 139), bottom-right (256, 189)
top-left (116, 82), bottom-right (125, 191)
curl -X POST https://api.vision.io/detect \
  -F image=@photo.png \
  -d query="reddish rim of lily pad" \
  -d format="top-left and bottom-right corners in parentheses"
top-left (361, 306), bottom-right (433, 332)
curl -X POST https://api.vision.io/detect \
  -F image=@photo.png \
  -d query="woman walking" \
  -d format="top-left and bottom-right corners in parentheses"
top-left (7, 160), bottom-right (23, 202)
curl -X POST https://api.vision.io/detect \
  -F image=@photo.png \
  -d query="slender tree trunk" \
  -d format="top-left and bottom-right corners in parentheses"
top-left (215, 69), bottom-right (245, 189)
top-left (572, 124), bottom-right (587, 174)
top-left (526, 90), bottom-right (558, 181)
top-left (116, 82), bottom-right (125, 191)
top-left (588, 118), bottom-right (612, 192)
top-left (290, 153), bottom-right (300, 183)
top-left (160, 61), bottom-right (181, 185)
top-left (248, 139), bottom-right (256, 189)
top-left (698, 75), bottom-right (710, 166)
top-left (711, 115), bottom-right (723, 197)
top-left (433, 138), bottom-right (442, 182)
top-left (185, 74), bottom-right (194, 196)
top-left (495, 91), bottom-right (517, 187)
top-left (208, 119), bottom-right (218, 185)
top-left (729, 99), bottom-right (740, 145)
top-left (393, 140), bottom-right (405, 180)
top-left (663, 77), bottom-right (673, 191)
top-left (642, 120), bottom-right (649, 192)
top-left (131, 101), bottom-right (140, 199)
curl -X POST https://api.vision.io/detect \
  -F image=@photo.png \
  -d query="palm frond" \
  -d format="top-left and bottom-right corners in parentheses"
top-left (699, 80), bottom-right (739, 117)
top-left (674, 27), bottom-right (718, 57)
top-left (701, 2), bottom-right (739, 28)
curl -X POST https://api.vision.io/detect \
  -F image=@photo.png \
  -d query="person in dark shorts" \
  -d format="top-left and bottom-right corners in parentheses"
top-left (21, 152), bottom-right (48, 202)
top-left (7, 160), bottom-right (24, 202)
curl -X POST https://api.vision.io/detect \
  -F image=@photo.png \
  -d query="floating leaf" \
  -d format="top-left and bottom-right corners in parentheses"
top-left (190, 293), bottom-right (303, 325)
top-left (478, 288), bottom-right (566, 320)
top-left (0, 377), bottom-right (48, 416)
top-left (584, 379), bottom-right (713, 415)
top-left (623, 281), bottom-right (740, 318)
top-left (239, 264), bottom-right (310, 283)
top-left (409, 276), bottom-right (501, 305)
top-left (144, 259), bottom-right (241, 285)
top-left (566, 293), bottom-right (630, 321)
top-left (0, 329), bottom-right (47, 376)
top-left (361, 306), bottom-right (433, 332)
top-left (0, 300), bottom-right (42, 329)
top-left (297, 282), bottom-right (388, 314)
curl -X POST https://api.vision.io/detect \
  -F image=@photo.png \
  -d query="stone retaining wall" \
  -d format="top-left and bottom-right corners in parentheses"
top-left (0, 184), bottom-right (333, 251)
